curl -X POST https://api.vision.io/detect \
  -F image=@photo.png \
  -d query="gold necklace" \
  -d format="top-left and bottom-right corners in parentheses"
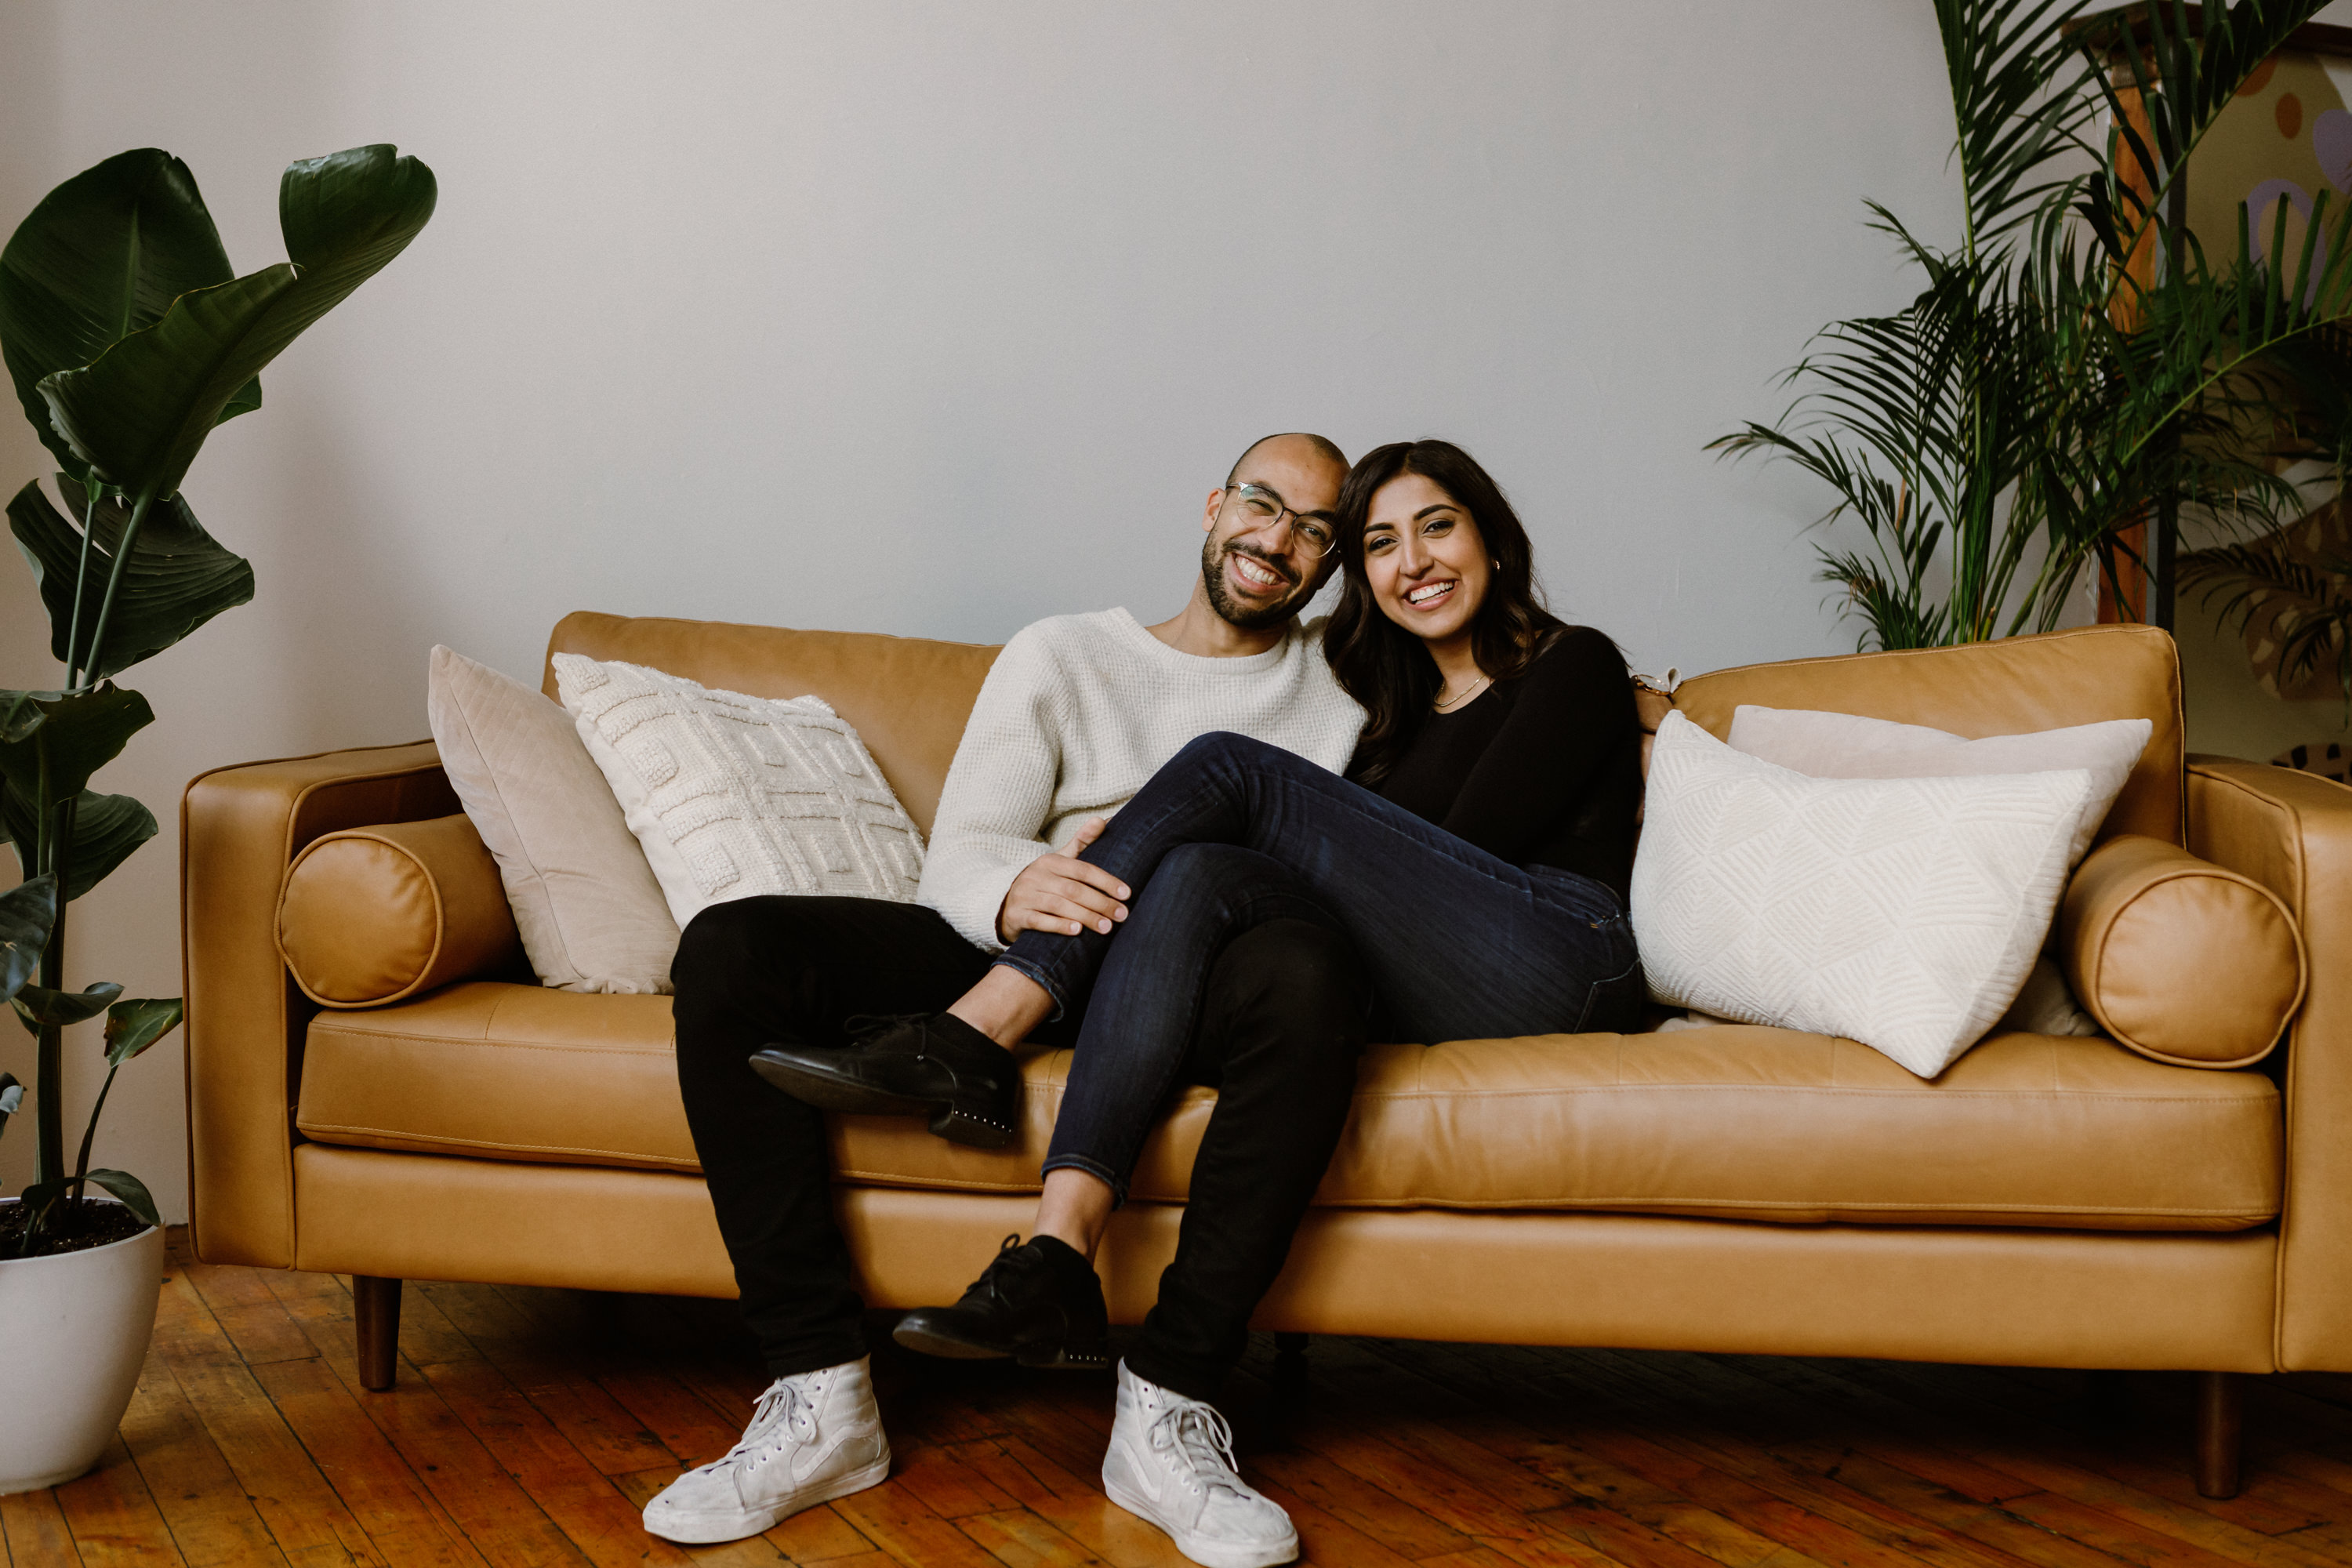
top-left (1434, 673), bottom-right (1492, 712)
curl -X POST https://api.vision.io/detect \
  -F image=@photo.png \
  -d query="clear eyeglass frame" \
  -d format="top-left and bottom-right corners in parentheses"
top-left (1221, 482), bottom-right (1339, 560)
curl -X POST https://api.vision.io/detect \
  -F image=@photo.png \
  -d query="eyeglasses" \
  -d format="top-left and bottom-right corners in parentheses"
top-left (1219, 483), bottom-right (1340, 561)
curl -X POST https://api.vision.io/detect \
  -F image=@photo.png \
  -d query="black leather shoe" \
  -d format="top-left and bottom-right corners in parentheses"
top-left (893, 1234), bottom-right (1110, 1370)
top-left (749, 1013), bottom-right (1020, 1149)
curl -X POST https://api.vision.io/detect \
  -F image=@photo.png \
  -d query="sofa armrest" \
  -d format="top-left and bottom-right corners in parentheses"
top-left (181, 741), bottom-right (458, 1268)
top-left (2187, 754), bottom-right (2352, 1370)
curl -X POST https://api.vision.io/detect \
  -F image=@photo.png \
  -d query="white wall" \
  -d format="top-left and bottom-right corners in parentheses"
top-left (6, 1), bottom-right (2303, 1220)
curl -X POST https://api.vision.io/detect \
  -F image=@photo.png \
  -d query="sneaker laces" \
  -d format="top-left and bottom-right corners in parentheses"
top-left (1146, 1396), bottom-right (1250, 1499)
top-left (699, 1373), bottom-right (821, 1479)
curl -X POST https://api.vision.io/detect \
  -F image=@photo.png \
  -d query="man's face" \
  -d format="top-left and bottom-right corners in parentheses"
top-left (1196, 439), bottom-right (1348, 631)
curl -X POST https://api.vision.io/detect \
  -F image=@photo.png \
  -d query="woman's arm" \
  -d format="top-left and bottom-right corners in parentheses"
top-left (1437, 626), bottom-right (1637, 866)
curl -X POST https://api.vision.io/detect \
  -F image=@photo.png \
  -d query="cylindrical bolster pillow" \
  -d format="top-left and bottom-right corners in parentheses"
top-left (2059, 833), bottom-right (2305, 1068)
top-left (278, 815), bottom-right (522, 1007)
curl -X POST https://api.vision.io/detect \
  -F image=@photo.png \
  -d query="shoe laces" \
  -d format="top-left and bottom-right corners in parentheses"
top-left (959, 1234), bottom-right (1032, 1308)
top-left (704, 1372), bottom-right (822, 1477)
top-left (1145, 1394), bottom-right (1247, 1499)
top-left (843, 1013), bottom-right (924, 1048)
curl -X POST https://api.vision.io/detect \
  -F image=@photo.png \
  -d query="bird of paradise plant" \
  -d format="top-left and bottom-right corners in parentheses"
top-left (0, 144), bottom-right (434, 1257)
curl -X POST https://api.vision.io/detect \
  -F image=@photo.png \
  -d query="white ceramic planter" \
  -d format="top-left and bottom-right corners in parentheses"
top-left (0, 1197), bottom-right (164, 1494)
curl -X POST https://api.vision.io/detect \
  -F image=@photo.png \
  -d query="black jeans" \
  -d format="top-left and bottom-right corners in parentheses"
top-left (671, 892), bottom-right (1367, 1400)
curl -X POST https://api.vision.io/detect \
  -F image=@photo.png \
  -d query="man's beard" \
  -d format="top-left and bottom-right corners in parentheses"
top-left (1200, 536), bottom-right (1301, 631)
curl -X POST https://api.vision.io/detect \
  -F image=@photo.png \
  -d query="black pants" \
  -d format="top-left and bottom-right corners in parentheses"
top-left (671, 894), bottom-right (1367, 1400)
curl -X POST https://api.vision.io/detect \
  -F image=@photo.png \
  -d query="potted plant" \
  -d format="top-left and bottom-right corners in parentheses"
top-left (1715, 0), bottom-right (2352, 648)
top-left (0, 143), bottom-right (434, 1494)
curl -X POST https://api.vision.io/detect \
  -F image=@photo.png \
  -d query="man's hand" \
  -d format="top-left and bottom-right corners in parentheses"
top-left (996, 817), bottom-right (1131, 944)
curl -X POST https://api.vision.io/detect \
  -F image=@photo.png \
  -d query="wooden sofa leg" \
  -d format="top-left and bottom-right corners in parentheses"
top-left (2195, 1371), bottom-right (2242, 1499)
top-left (355, 1276), bottom-right (401, 1391)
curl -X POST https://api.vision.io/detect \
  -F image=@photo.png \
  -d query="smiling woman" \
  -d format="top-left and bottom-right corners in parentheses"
top-left (1328, 439), bottom-right (1573, 785)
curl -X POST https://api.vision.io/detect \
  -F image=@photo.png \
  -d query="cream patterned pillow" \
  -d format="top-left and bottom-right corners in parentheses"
top-left (553, 654), bottom-right (924, 929)
top-left (1725, 705), bottom-right (2150, 869)
top-left (1632, 713), bottom-right (2097, 1078)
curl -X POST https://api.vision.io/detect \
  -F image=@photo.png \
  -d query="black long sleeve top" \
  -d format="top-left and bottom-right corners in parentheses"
top-left (1348, 626), bottom-right (1644, 901)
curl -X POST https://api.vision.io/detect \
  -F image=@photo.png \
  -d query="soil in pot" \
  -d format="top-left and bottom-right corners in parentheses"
top-left (0, 1199), bottom-right (151, 1259)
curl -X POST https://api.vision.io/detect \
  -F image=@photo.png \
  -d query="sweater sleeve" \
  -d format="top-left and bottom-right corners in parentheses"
top-left (914, 631), bottom-right (1070, 951)
top-left (1436, 627), bottom-right (1638, 866)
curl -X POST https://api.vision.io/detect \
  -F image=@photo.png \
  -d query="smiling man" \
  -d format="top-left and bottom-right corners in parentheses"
top-left (647, 434), bottom-right (1367, 1566)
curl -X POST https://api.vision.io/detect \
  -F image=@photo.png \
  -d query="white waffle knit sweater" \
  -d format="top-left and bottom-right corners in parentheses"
top-left (916, 608), bottom-right (1365, 951)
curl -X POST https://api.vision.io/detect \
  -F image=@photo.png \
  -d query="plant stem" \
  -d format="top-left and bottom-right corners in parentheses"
top-left (73, 479), bottom-right (159, 694)
top-left (32, 735), bottom-right (63, 1188)
top-left (67, 1063), bottom-right (118, 1208)
top-left (64, 479), bottom-right (103, 690)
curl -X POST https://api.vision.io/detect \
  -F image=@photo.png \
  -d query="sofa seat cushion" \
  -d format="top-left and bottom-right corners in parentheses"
top-left (295, 983), bottom-right (2280, 1231)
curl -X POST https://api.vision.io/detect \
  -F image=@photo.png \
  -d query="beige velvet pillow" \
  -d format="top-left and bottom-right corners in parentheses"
top-left (426, 646), bottom-right (681, 993)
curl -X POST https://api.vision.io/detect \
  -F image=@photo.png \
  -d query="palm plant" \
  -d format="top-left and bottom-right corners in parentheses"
top-left (1716, 0), bottom-right (2352, 650)
top-left (0, 145), bottom-right (434, 1257)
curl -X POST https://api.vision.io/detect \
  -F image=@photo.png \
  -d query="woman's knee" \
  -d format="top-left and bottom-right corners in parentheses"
top-left (1171, 729), bottom-right (1281, 773)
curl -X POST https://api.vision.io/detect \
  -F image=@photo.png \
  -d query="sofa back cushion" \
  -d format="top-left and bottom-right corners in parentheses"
top-left (543, 615), bottom-right (2182, 850)
top-left (544, 612), bottom-right (1000, 838)
top-left (1673, 625), bottom-right (2183, 848)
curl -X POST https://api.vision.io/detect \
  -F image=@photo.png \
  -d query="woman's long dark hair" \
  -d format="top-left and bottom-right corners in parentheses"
top-left (1326, 439), bottom-right (1565, 787)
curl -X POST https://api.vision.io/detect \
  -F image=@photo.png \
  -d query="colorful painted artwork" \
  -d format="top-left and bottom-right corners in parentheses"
top-left (2178, 42), bottom-right (2352, 711)
top-left (2184, 49), bottom-right (2352, 270)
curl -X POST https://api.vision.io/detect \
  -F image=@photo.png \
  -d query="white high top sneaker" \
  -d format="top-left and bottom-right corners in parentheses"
top-left (641, 1356), bottom-right (891, 1544)
top-left (1102, 1361), bottom-right (1299, 1568)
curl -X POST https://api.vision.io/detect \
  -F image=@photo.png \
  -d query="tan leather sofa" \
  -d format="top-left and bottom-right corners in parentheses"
top-left (182, 613), bottom-right (2352, 1497)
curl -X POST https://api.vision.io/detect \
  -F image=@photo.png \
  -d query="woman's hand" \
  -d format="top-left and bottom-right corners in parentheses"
top-left (996, 817), bottom-right (1131, 943)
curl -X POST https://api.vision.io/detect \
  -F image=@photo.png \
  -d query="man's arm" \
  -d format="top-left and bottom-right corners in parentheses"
top-left (915, 630), bottom-right (1128, 950)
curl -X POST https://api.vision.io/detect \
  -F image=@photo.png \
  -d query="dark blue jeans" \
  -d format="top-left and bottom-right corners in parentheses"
top-left (1040, 844), bottom-right (1356, 1198)
top-left (1009, 730), bottom-right (1643, 1196)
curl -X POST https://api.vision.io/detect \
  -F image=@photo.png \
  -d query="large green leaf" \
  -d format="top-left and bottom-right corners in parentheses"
top-left (38, 144), bottom-right (434, 498)
top-left (0, 149), bottom-right (258, 484)
top-left (0, 687), bottom-right (152, 804)
top-left (0, 875), bottom-right (55, 1004)
top-left (12, 978), bottom-right (122, 1034)
top-left (7, 477), bottom-right (254, 680)
top-left (0, 788), bottom-right (157, 899)
top-left (102, 997), bottom-right (181, 1066)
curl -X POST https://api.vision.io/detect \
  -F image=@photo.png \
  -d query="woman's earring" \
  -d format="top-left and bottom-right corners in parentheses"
top-left (1490, 557), bottom-right (1501, 571)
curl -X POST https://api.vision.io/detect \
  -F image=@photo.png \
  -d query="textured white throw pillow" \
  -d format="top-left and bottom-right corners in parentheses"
top-left (553, 654), bottom-right (925, 930)
top-left (1726, 706), bottom-right (2150, 869)
top-left (1632, 713), bottom-right (2097, 1078)
top-left (426, 647), bottom-right (680, 994)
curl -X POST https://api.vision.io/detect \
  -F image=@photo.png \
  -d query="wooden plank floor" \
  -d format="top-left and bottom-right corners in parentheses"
top-left (9, 1230), bottom-right (2352, 1568)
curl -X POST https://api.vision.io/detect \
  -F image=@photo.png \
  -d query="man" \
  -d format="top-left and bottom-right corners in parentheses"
top-left (645, 433), bottom-right (1370, 1568)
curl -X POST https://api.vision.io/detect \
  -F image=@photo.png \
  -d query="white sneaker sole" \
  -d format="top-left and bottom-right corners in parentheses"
top-left (644, 1446), bottom-right (892, 1545)
top-left (1103, 1475), bottom-right (1300, 1568)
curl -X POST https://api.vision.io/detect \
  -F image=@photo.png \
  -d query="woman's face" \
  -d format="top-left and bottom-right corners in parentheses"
top-left (1359, 472), bottom-right (1490, 645)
